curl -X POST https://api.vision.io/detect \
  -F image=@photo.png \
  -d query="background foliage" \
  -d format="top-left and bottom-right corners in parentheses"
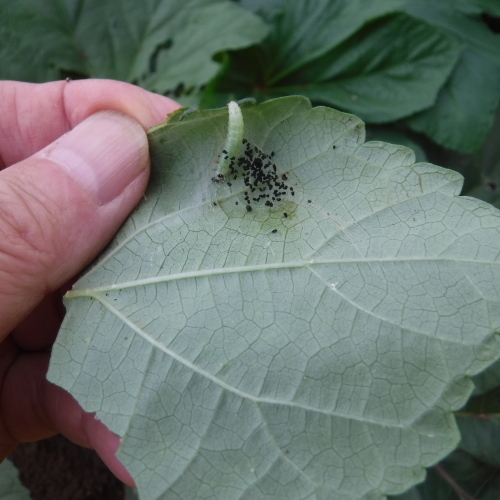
top-left (1, 1), bottom-right (500, 499)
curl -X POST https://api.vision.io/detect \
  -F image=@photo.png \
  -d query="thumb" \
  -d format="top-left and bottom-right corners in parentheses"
top-left (0, 111), bottom-right (149, 337)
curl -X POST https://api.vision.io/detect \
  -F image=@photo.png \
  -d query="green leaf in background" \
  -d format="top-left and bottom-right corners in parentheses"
top-left (400, 0), bottom-right (500, 153)
top-left (0, 459), bottom-right (31, 500)
top-left (406, 48), bottom-right (500, 154)
top-left (268, 14), bottom-right (462, 124)
top-left (48, 97), bottom-right (500, 499)
top-left (209, 0), bottom-right (500, 153)
top-left (0, 0), bottom-right (268, 96)
top-left (137, 1), bottom-right (269, 95)
top-left (480, 0), bottom-right (500, 16)
top-left (464, 109), bottom-right (500, 210)
top-left (0, 13), bottom-right (58, 83)
top-left (455, 0), bottom-right (500, 16)
top-left (470, 359), bottom-right (500, 397)
top-left (365, 127), bottom-right (427, 164)
top-left (205, 4), bottom-right (463, 123)
top-left (457, 416), bottom-right (500, 467)
top-left (402, 0), bottom-right (500, 59)
top-left (392, 416), bottom-right (500, 500)
top-left (239, 0), bottom-right (405, 80)
top-left (391, 451), bottom-right (500, 500)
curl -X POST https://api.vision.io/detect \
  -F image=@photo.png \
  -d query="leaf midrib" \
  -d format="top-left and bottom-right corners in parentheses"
top-left (67, 257), bottom-right (499, 298)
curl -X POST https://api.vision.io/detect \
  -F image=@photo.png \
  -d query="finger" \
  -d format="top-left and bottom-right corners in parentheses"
top-left (0, 79), bottom-right (179, 168)
top-left (10, 291), bottom-right (65, 351)
top-left (0, 111), bottom-right (150, 339)
top-left (0, 349), bottom-right (135, 486)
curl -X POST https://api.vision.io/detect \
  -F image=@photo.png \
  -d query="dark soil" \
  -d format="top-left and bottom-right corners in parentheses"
top-left (9, 434), bottom-right (124, 500)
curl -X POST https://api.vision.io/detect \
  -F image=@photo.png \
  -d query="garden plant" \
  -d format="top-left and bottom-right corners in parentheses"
top-left (1, 1), bottom-right (500, 499)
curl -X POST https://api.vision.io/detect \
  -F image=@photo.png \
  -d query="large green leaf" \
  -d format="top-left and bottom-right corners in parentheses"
top-left (48, 97), bottom-right (500, 500)
top-left (209, 0), bottom-right (499, 153)
top-left (204, 4), bottom-right (463, 123)
top-left (0, 12), bottom-right (58, 83)
top-left (401, 0), bottom-right (500, 59)
top-left (458, 416), bottom-right (500, 467)
top-left (400, 0), bottom-right (500, 153)
top-left (267, 14), bottom-right (462, 123)
top-left (406, 49), bottom-right (500, 154)
top-left (0, 459), bottom-right (31, 500)
top-left (239, 0), bottom-right (406, 82)
top-left (0, 0), bottom-right (268, 94)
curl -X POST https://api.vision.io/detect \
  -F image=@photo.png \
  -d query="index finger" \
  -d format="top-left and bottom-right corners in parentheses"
top-left (0, 79), bottom-right (180, 168)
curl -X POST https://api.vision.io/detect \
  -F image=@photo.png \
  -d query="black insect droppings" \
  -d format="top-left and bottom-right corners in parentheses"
top-left (332, 145), bottom-right (336, 149)
top-left (308, 200), bottom-right (312, 203)
top-left (283, 212), bottom-right (288, 218)
top-left (272, 229), bottom-right (277, 233)
top-left (216, 138), bottom-right (294, 212)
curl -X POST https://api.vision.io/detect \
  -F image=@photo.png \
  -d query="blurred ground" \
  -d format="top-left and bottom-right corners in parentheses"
top-left (9, 435), bottom-right (124, 500)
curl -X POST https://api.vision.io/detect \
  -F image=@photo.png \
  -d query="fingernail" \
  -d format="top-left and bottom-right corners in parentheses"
top-left (46, 111), bottom-right (148, 204)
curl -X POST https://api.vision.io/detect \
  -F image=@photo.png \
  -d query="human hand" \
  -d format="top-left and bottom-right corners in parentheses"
top-left (0, 79), bottom-right (179, 485)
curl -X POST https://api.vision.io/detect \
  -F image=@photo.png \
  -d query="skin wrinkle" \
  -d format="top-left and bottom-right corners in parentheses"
top-left (0, 174), bottom-right (59, 288)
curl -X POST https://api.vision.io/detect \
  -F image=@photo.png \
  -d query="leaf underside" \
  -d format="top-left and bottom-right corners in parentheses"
top-left (48, 97), bottom-right (500, 500)
top-left (0, 459), bottom-right (31, 500)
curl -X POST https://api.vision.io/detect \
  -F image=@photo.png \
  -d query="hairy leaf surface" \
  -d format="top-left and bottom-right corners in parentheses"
top-left (48, 97), bottom-right (500, 500)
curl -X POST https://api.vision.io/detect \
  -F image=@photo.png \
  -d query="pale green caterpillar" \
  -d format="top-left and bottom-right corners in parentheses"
top-left (216, 101), bottom-right (244, 178)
